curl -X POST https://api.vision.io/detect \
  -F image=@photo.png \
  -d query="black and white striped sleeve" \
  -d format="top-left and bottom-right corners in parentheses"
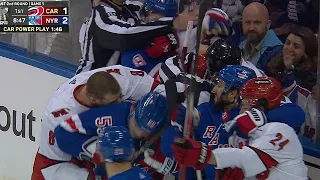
top-left (159, 55), bottom-right (184, 83)
top-left (93, 3), bottom-right (174, 51)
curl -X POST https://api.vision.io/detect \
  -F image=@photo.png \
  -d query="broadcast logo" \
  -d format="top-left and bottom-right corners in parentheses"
top-left (0, 7), bottom-right (8, 25)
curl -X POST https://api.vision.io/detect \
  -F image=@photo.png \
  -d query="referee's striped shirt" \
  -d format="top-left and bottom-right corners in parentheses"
top-left (76, 0), bottom-right (175, 74)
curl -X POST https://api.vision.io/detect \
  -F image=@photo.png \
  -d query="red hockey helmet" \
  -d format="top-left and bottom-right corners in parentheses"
top-left (240, 77), bottom-right (283, 109)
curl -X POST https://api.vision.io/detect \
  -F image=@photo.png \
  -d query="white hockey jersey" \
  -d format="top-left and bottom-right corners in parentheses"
top-left (297, 86), bottom-right (316, 140)
top-left (213, 122), bottom-right (308, 180)
top-left (34, 65), bottom-right (156, 179)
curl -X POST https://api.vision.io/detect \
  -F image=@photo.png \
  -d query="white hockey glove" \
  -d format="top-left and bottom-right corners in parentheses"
top-left (143, 149), bottom-right (178, 175)
top-left (224, 108), bottom-right (267, 138)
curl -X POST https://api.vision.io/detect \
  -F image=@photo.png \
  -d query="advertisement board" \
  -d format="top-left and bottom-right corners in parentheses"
top-left (0, 56), bottom-right (68, 180)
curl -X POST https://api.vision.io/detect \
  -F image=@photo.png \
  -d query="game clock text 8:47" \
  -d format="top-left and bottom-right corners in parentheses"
top-left (13, 17), bottom-right (26, 24)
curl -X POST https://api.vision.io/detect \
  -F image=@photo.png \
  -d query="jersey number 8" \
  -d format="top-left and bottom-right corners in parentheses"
top-left (49, 130), bottom-right (55, 145)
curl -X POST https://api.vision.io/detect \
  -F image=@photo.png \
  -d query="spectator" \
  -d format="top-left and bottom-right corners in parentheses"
top-left (272, 0), bottom-right (317, 42)
top-left (239, 2), bottom-right (283, 71)
top-left (266, 26), bottom-right (318, 95)
top-left (76, 0), bottom-right (199, 74)
top-left (220, 0), bottom-right (244, 23)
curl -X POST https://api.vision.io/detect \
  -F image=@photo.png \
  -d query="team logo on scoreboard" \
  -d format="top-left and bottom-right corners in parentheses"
top-left (28, 6), bottom-right (44, 16)
top-left (28, 16), bottom-right (42, 25)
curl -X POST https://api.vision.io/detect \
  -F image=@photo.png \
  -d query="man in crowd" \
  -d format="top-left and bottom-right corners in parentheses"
top-left (240, 2), bottom-right (283, 71)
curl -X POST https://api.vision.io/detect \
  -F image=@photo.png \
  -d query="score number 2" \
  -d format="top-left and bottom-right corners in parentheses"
top-left (269, 133), bottom-right (289, 151)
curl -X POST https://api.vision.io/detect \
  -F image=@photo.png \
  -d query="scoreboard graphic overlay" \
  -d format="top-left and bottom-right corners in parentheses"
top-left (0, 1), bottom-right (69, 33)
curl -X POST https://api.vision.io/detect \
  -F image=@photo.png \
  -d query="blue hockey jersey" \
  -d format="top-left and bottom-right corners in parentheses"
top-left (109, 167), bottom-right (152, 180)
top-left (194, 102), bottom-right (240, 180)
top-left (161, 103), bottom-right (239, 180)
top-left (54, 102), bottom-right (132, 159)
top-left (121, 49), bottom-right (167, 74)
top-left (161, 98), bottom-right (305, 179)
top-left (267, 98), bottom-right (305, 133)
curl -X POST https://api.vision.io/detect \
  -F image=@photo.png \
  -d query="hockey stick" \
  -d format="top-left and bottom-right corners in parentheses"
top-left (179, 0), bottom-right (214, 179)
top-left (181, 21), bottom-right (194, 72)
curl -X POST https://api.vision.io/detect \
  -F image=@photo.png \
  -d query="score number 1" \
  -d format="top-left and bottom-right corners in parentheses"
top-left (62, 7), bottom-right (68, 15)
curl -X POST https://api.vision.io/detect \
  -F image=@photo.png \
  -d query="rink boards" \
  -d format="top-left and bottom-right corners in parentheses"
top-left (0, 42), bottom-right (319, 180)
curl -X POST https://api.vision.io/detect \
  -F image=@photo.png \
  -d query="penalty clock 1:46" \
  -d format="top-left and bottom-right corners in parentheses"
top-left (0, 1), bottom-right (69, 33)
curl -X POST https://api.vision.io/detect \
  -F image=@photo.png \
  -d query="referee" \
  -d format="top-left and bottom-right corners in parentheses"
top-left (76, 0), bottom-right (199, 74)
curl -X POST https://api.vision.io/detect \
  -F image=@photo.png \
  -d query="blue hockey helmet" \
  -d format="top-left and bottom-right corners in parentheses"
top-left (143, 0), bottom-right (178, 17)
top-left (219, 65), bottom-right (256, 93)
top-left (98, 126), bottom-right (134, 162)
top-left (134, 91), bottom-right (168, 134)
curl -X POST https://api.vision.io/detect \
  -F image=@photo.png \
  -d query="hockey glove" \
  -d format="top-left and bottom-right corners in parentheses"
top-left (143, 149), bottom-right (179, 175)
top-left (146, 33), bottom-right (178, 58)
top-left (224, 108), bottom-right (267, 139)
top-left (202, 8), bottom-right (234, 37)
top-left (216, 167), bottom-right (245, 180)
top-left (172, 138), bottom-right (212, 170)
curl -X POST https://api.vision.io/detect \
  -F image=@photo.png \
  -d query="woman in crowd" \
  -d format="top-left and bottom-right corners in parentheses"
top-left (266, 26), bottom-right (317, 99)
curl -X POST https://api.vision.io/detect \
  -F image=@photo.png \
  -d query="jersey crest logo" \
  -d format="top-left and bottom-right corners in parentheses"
top-left (133, 54), bottom-right (146, 67)
top-left (202, 126), bottom-right (220, 145)
top-left (221, 111), bottom-right (230, 122)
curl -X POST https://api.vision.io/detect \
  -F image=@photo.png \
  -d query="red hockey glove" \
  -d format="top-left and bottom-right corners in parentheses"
top-left (216, 167), bottom-right (245, 180)
top-left (146, 33), bottom-right (178, 58)
top-left (172, 138), bottom-right (212, 170)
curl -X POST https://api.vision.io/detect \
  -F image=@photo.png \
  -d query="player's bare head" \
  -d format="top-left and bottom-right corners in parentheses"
top-left (242, 2), bottom-right (270, 45)
top-left (86, 71), bottom-right (121, 106)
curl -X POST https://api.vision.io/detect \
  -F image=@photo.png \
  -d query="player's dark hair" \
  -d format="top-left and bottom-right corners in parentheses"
top-left (86, 71), bottom-right (121, 99)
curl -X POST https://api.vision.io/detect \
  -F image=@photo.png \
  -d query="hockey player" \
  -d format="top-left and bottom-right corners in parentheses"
top-left (53, 91), bottom-right (168, 179)
top-left (31, 66), bottom-right (159, 180)
top-left (160, 65), bottom-right (257, 179)
top-left (299, 85), bottom-right (317, 140)
top-left (159, 8), bottom-right (264, 86)
top-left (239, 76), bottom-right (305, 133)
top-left (76, 0), bottom-right (199, 74)
top-left (121, 0), bottom-right (180, 78)
top-left (171, 108), bottom-right (308, 180)
top-left (171, 77), bottom-right (307, 179)
top-left (98, 126), bottom-right (152, 180)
